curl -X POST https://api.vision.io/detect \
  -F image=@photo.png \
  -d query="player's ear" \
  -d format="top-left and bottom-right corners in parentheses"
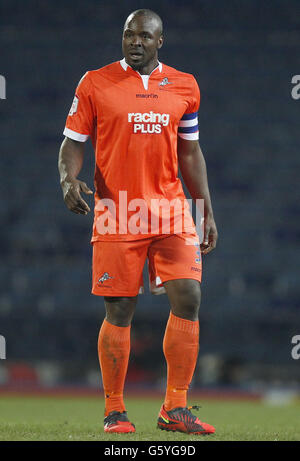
top-left (157, 35), bottom-right (163, 49)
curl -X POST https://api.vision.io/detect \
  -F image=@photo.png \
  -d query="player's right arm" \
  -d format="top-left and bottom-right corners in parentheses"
top-left (58, 72), bottom-right (95, 215)
top-left (58, 137), bottom-right (93, 215)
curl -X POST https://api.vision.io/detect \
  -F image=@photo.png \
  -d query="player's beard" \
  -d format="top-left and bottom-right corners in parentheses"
top-left (129, 53), bottom-right (157, 73)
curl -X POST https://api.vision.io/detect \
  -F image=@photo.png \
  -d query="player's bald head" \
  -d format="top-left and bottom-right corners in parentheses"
top-left (124, 9), bottom-right (163, 36)
top-left (122, 9), bottom-right (164, 73)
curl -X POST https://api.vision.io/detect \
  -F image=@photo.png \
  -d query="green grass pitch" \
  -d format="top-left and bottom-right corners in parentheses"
top-left (0, 395), bottom-right (299, 441)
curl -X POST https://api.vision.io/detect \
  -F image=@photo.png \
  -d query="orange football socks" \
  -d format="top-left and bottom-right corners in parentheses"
top-left (163, 311), bottom-right (199, 411)
top-left (98, 319), bottom-right (131, 416)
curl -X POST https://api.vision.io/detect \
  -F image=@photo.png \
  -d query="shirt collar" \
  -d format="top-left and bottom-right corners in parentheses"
top-left (120, 57), bottom-right (162, 73)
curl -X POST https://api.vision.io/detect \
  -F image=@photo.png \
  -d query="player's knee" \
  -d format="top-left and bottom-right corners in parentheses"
top-left (104, 296), bottom-right (136, 327)
top-left (171, 282), bottom-right (201, 321)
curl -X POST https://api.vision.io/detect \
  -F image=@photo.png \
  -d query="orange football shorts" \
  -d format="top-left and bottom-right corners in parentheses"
top-left (92, 232), bottom-right (202, 297)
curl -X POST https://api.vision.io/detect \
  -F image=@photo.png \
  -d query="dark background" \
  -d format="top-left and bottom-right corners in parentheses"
top-left (0, 0), bottom-right (299, 393)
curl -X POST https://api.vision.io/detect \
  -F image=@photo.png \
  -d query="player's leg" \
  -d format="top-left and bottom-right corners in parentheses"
top-left (92, 239), bottom-right (148, 433)
top-left (104, 295), bottom-right (137, 326)
top-left (98, 296), bottom-right (137, 433)
top-left (148, 234), bottom-right (215, 434)
top-left (99, 296), bottom-right (137, 413)
top-left (162, 278), bottom-right (200, 409)
top-left (160, 279), bottom-right (214, 434)
top-left (164, 277), bottom-right (201, 320)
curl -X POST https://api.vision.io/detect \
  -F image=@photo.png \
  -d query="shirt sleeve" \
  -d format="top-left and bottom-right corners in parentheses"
top-left (63, 72), bottom-right (95, 142)
top-left (178, 76), bottom-right (200, 141)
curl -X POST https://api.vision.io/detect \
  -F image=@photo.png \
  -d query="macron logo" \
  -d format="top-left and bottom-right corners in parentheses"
top-left (128, 111), bottom-right (170, 134)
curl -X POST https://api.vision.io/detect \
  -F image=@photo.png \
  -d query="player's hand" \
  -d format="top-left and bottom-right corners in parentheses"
top-left (61, 178), bottom-right (93, 215)
top-left (200, 214), bottom-right (218, 254)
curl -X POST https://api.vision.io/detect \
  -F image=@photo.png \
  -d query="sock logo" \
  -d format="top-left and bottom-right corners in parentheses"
top-left (128, 111), bottom-right (170, 134)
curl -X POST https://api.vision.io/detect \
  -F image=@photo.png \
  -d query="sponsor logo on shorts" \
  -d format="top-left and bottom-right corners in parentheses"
top-left (97, 272), bottom-right (113, 286)
top-left (191, 266), bottom-right (201, 272)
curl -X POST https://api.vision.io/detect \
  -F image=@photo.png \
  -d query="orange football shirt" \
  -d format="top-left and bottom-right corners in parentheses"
top-left (64, 59), bottom-right (200, 241)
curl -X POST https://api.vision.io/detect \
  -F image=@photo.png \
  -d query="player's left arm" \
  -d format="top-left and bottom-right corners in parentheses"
top-left (177, 138), bottom-right (218, 254)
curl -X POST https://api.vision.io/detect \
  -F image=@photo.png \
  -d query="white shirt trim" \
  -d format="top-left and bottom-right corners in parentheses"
top-left (63, 127), bottom-right (89, 142)
top-left (120, 57), bottom-right (162, 73)
top-left (120, 58), bottom-right (162, 90)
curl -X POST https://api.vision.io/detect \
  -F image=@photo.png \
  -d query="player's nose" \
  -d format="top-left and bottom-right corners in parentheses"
top-left (131, 34), bottom-right (142, 46)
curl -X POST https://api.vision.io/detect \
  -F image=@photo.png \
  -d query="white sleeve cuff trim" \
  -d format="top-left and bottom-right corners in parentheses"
top-left (178, 132), bottom-right (199, 140)
top-left (63, 127), bottom-right (89, 142)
